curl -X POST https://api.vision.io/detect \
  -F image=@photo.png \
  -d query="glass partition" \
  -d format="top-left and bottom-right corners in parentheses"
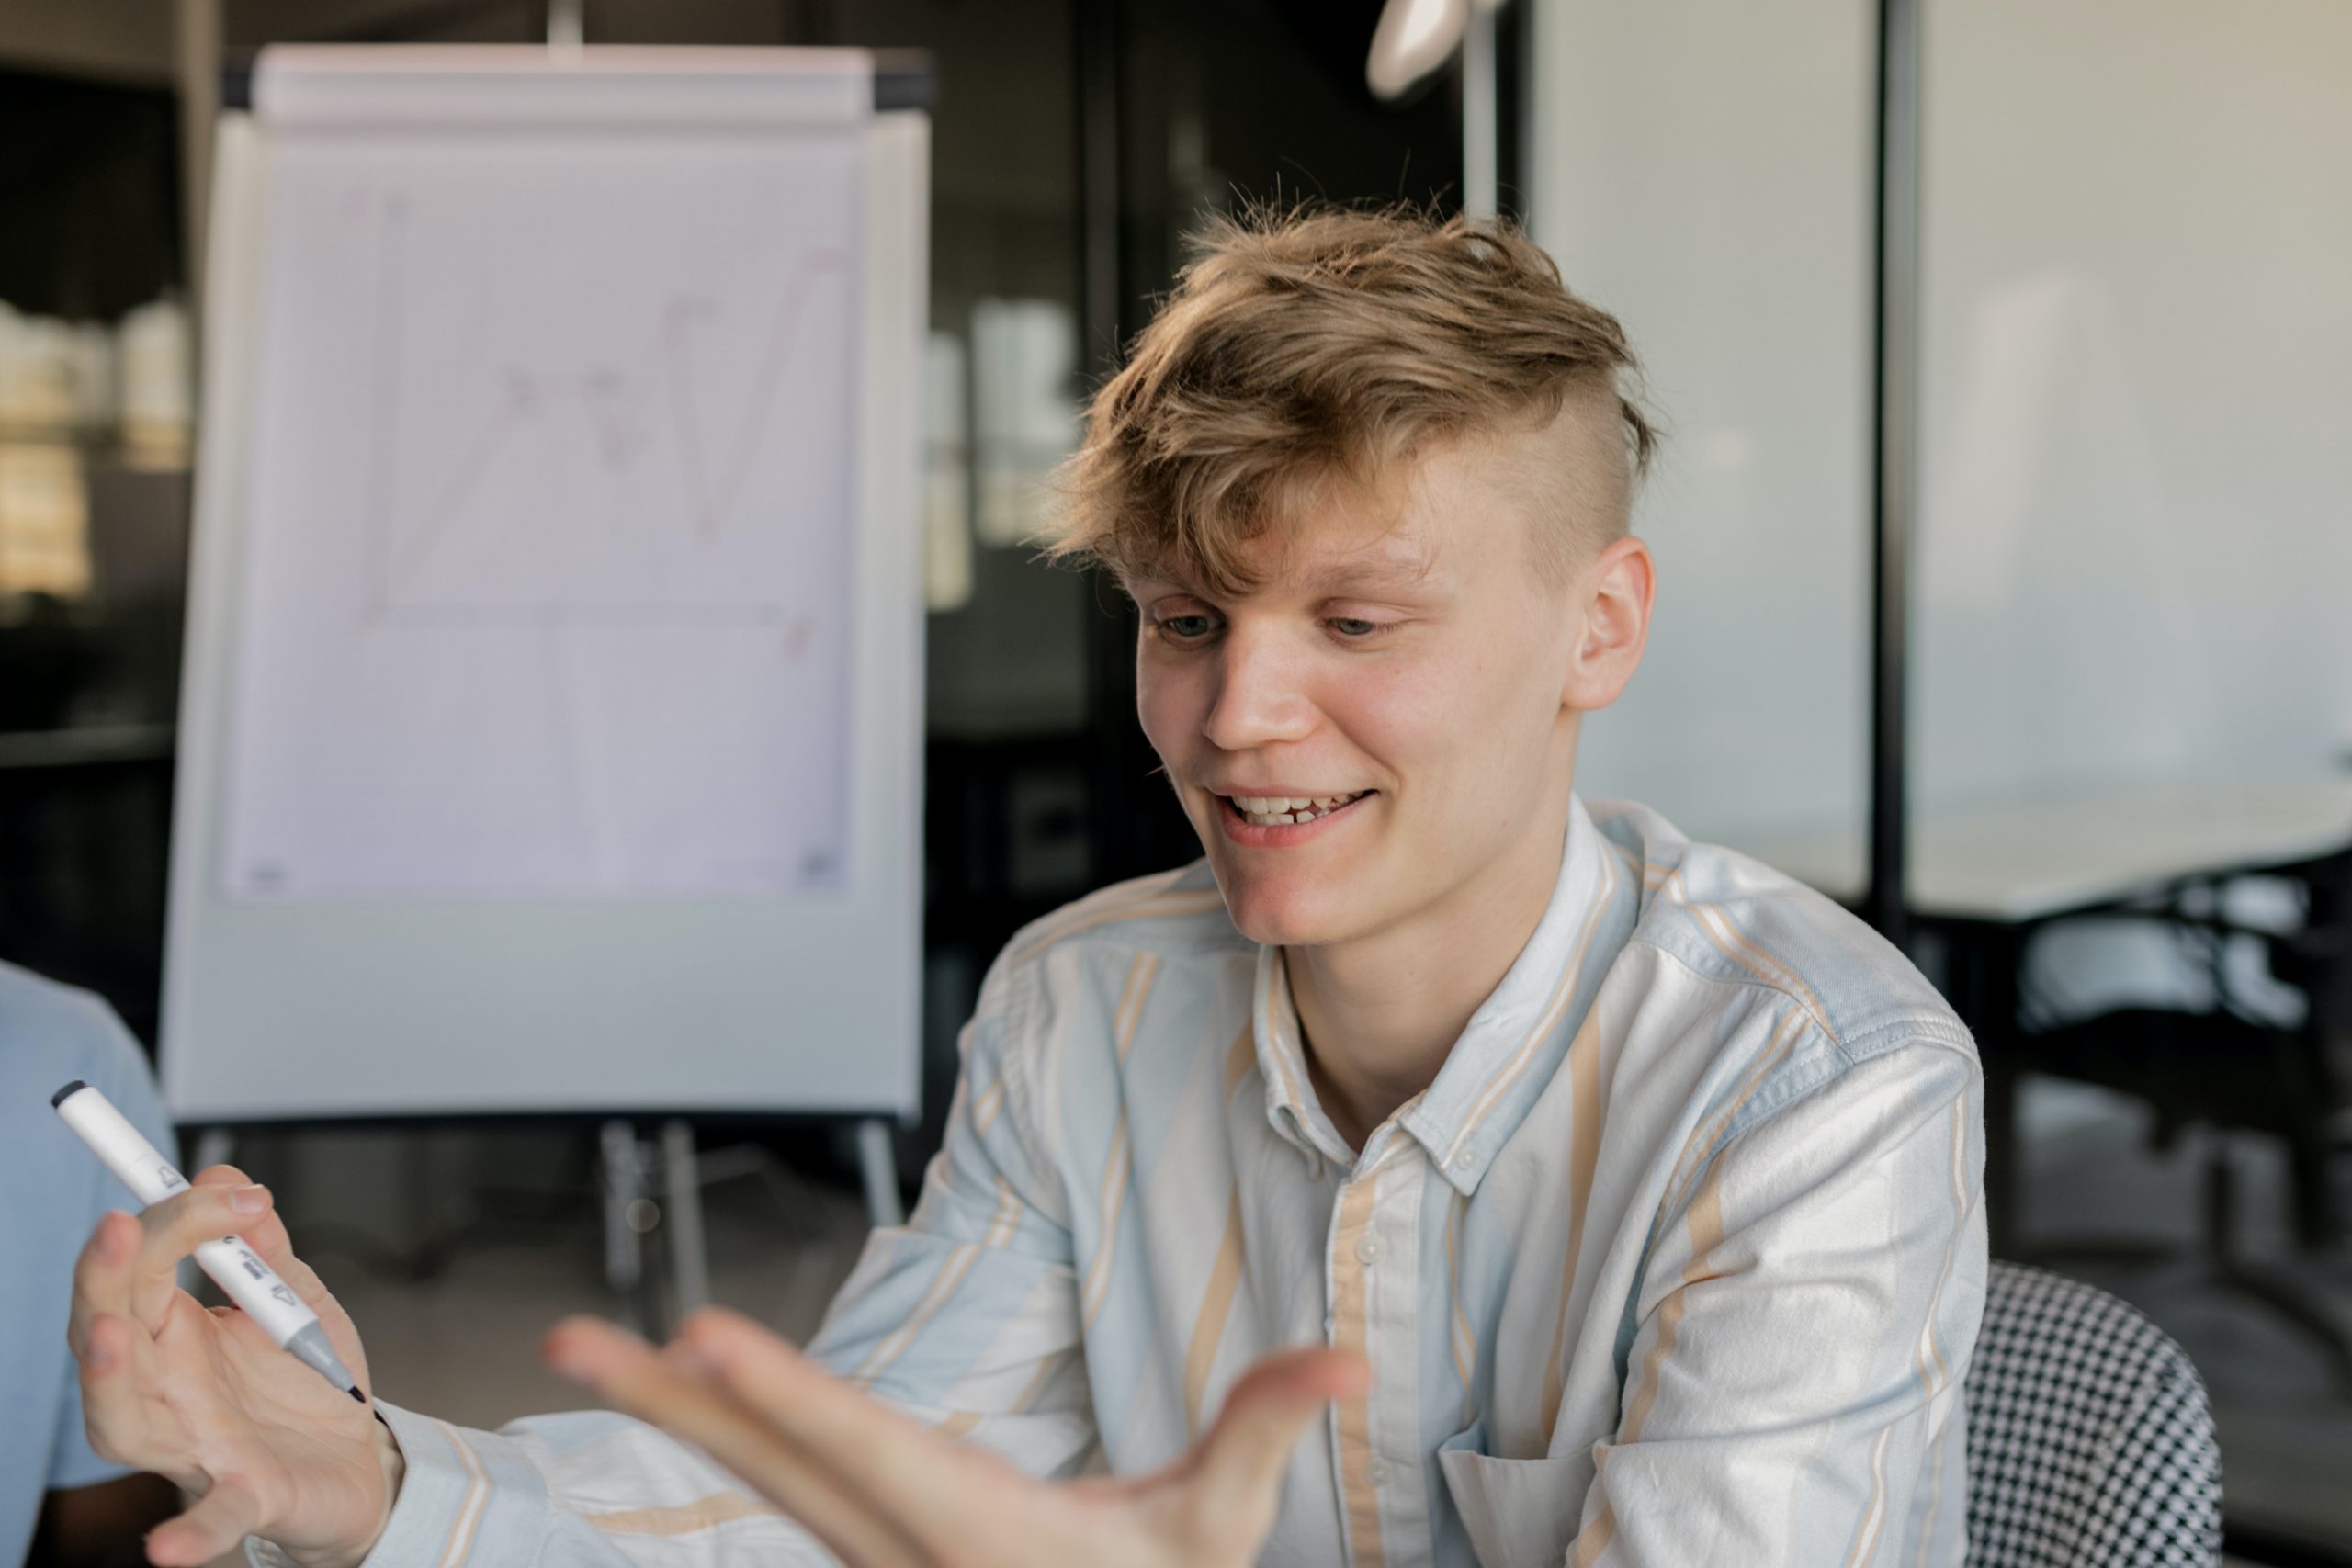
top-left (1528, 0), bottom-right (1873, 866)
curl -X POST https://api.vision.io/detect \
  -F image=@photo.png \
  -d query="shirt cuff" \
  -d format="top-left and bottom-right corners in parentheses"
top-left (246, 1400), bottom-right (555, 1568)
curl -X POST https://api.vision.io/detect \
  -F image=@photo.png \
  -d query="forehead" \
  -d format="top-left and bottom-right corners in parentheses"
top-left (1229, 440), bottom-right (1525, 595)
top-left (1249, 517), bottom-right (1438, 596)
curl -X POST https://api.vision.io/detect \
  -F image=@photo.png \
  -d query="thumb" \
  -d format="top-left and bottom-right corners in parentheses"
top-left (1190, 1348), bottom-right (1369, 1528)
top-left (145, 1477), bottom-right (266, 1567)
top-left (190, 1165), bottom-right (352, 1360)
top-left (190, 1166), bottom-right (312, 1299)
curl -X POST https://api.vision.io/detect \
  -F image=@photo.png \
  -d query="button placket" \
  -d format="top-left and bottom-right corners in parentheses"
top-left (1342, 1153), bottom-right (1437, 1562)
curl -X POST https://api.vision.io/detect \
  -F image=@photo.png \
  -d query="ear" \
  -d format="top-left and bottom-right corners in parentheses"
top-left (1560, 536), bottom-right (1654, 712)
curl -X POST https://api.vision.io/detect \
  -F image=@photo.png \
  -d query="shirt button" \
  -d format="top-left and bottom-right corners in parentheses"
top-left (1366, 1458), bottom-right (1395, 1487)
top-left (1355, 1233), bottom-right (1383, 1264)
top-left (1452, 1149), bottom-right (1480, 1172)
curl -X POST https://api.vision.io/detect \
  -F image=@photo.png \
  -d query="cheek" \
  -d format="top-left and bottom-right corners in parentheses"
top-left (1135, 661), bottom-right (1202, 763)
top-left (1330, 669), bottom-right (1438, 768)
top-left (1336, 649), bottom-right (1560, 819)
top-left (1334, 649), bottom-right (1512, 771)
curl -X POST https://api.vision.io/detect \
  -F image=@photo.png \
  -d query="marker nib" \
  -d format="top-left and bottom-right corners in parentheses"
top-left (287, 1322), bottom-right (364, 1401)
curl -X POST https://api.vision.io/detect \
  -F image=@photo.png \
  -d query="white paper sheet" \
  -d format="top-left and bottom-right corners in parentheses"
top-left (220, 129), bottom-right (864, 897)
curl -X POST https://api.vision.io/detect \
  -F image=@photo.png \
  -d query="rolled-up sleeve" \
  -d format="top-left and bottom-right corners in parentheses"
top-left (802, 957), bottom-right (1091, 1471)
top-left (301, 953), bottom-right (1087, 1568)
top-left (1569, 1035), bottom-right (1987, 1568)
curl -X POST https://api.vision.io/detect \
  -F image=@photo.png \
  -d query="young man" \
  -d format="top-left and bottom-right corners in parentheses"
top-left (70, 208), bottom-right (1985, 1567)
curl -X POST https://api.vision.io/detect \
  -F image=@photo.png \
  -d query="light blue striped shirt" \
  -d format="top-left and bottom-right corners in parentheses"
top-left (332, 794), bottom-right (1985, 1567)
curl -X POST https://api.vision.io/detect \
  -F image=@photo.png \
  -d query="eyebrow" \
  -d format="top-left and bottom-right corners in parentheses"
top-left (1125, 544), bottom-right (1439, 601)
top-left (1297, 550), bottom-right (1439, 597)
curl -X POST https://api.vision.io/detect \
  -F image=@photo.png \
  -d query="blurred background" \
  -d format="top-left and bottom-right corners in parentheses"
top-left (2, 0), bottom-right (2347, 1561)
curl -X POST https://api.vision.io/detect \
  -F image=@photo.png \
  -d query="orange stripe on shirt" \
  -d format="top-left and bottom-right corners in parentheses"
top-left (1330, 1173), bottom-right (1387, 1565)
top-left (1539, 1006), bottom-right (1608, 1437)
top-left (583, 1491), bottom-right (779, 1536)
top-left (1183, 1190), bottom-right (1249, 1436)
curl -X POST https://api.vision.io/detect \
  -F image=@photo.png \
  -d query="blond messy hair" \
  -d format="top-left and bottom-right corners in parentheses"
top-left (1040, 203), bottom-right (1657, 595)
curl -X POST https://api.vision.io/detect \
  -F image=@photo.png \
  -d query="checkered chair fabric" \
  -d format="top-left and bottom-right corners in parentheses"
top-left (1964, 1260), bottom-right (2223, 1567)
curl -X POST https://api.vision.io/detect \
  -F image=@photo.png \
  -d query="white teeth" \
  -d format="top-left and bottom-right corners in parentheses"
top-left (1229, 790), bottom-right (1367, 827)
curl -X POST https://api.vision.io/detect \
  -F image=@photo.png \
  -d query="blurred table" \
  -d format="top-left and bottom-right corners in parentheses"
top-left (1742, 777), bottom-right (2352, 1254)
top-left (1742, 777), bottom-right (2352, 922)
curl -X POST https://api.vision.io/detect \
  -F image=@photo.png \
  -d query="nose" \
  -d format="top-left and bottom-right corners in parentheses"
top-left (1200, 624), bottom-right (1317, 752)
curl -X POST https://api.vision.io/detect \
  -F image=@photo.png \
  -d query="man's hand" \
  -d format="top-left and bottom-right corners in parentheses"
top-left (67, 1166), bottom-right (399, 1568)
top-left (546, 1307), bottom-right (1366, 1568)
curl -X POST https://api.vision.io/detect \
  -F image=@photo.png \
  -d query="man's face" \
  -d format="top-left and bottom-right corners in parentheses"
top-left (1131, 435), bottom-right (1596, 953)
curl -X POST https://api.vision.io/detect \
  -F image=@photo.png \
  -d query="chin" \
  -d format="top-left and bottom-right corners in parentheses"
top-left (1211, 864), bottom-right (1360, 949)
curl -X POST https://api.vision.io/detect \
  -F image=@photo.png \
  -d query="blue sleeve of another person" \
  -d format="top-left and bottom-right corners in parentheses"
top-left (0, 960), bottom-right (179, 1559)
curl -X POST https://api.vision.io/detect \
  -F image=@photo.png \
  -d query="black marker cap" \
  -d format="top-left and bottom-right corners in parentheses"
top-left (51, 1079), bottom-right (87, 1109)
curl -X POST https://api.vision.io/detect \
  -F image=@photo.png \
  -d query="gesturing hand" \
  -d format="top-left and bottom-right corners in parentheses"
top-left (546, 1308), bottom-right (1366, 1568)
top-left (67, 1165), bottom-right (400, 1568)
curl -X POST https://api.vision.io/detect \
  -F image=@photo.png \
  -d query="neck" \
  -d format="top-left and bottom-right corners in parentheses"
top-left (1289, 781), bottom-right (1577, 1151)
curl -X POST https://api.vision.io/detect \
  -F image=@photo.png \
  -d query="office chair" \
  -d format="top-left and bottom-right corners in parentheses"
top-left (1965, 1260), bottom-right (2222, 1567)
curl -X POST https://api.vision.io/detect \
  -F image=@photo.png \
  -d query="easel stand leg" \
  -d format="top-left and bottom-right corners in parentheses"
top-left (855, 1118), bottom-right (903, 1229)
top-left (192, 1127), bottom-right (236, 1176)
top-left (600, 1119), bottom-right (657, 1335)
top-left (661, 1119), bottom-right (709, 1318)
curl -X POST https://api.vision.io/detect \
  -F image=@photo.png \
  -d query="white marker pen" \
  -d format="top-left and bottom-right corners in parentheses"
top-left (52, 1080), bottom-right (364, 1404)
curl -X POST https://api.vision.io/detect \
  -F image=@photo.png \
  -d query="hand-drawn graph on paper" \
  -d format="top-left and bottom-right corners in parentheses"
top-left (220, 133), bottom-right (865, 897)
top-left (359, 194), bottom-right (853, 626)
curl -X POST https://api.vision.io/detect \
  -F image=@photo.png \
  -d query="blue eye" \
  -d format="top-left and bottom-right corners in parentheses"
top-left (1158, 615), bottom-right (1217, 641)
top-left (1329, 617), bottom-right (1383, 637)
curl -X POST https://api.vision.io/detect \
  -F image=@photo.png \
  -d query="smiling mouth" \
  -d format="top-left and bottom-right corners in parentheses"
top-left (1221, 791), bottom-right (1373, 827)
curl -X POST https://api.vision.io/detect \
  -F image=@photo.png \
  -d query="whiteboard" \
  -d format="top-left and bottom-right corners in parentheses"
top-left (164, 48), bottom-right (928, 1122)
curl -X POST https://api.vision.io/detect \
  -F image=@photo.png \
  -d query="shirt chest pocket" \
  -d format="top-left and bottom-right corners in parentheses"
top-left (1436, 1420), bottom-right (1596, 1568)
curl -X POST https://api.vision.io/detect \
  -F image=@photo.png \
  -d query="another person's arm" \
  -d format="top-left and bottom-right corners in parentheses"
top-left (1562, 1036), bottom-right (1986, 1568)
top-left (22, 986), bottom-right (184, 1568)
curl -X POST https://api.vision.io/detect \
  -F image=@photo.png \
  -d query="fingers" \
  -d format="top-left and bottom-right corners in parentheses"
top-left (144, 1476), bottom-right (264, 1568)
top-left (130, 1180), bottom-right (277, 1334)
top-left (69, 1210), bottom-right (140, 1359)
top-left (668, 1308), bottom-right (994, 1548)
top-left (190, 1167), bottom-right (296, 1269)
top-left (78, 1312), bottom-right (157, 1467)
top-left (1189, 1349), bottom-right (1367, 1526)
top-left (74, 1224), bottom-right (196, 1483)
top-left (191, 1165), bottom-right (334, 1314)
top-left (545, 1316), bottom-right (929, 1568)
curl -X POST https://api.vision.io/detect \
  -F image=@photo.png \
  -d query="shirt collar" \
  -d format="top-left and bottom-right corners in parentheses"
top-left (1250, 793), bottom-right (1629, 1192)
top-left (1251, 945), bottom-right (1356, 1166)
